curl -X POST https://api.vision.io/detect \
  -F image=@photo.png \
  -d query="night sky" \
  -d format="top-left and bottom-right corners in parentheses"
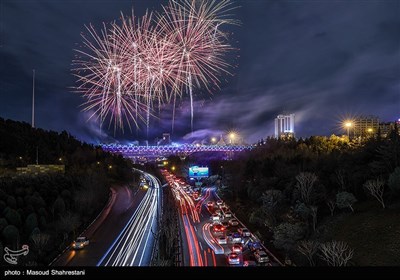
top-left (1, 0), bottom-right (399, 144)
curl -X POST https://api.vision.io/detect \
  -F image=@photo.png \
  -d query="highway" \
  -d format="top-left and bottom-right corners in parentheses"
top-left (52, 170), bottom-right (161, 266)
top-left (161, 169), bottom-right (282, 267)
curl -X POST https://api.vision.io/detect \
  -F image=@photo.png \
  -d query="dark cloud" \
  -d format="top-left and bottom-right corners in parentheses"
top-left (0, 0), bottom-right (399, 144)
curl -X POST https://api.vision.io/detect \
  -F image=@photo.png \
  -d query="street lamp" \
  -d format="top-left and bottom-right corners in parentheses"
top-left (229, 133), bottom-right (236, 145)
top-left (211, 137), bottom-right (216, 144)
top-left (344, 121), bottom-right (353, 138)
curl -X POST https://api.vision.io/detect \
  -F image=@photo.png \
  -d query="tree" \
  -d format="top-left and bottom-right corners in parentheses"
top-left (6, 196), bottom-right (17, 209)
top-left (273, 222), bottom-right (307, 251)
top-left (31, 233), bottom-right (50, 257)
top-left (57, 212), bottom-right (80, 241)
top-left (261, 189), bottom-right (284, 214)
top-left (0, 218), bottom-right (8, 232)
top-left (326, 199), bottom-right (336, 216)
top-left (25, 213), bottom-right (38, 236)
top-left (2, 225), bottom-right (19, 246)
top-left (310, 206), bottom-right (318, 232)
top-left (294, 202), bottom-right (310, 220)
top-left (295, 172), bottom-right (318, 205)
top-left (388, 167), bottom-right (400, 195)
top-left (363, 179), bottom-right (385, 208)
top-left (336, 192), bottom-right (357, 212)
top-left (335, 169), bottom-right (347, 191)
top-left (318, 241), bottom-right (354, 266)
top-left (261, 190), bottom-right (284, 225)
top-left (52, 197), bottom-right (66, 217)
top-left (370, 131), bottom-right (400, 174)
top-left (297, 240), bottom-right (319, 266)
top-left (4, 208), bottom-right (22, 227)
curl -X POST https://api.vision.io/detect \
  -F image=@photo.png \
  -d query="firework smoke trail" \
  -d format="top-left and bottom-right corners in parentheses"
top-left (188, 72), bottom-right (194, 133)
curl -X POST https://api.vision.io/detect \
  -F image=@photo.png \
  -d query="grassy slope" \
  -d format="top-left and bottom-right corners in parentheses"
top-left (319, 200), bottom-right (400, 266)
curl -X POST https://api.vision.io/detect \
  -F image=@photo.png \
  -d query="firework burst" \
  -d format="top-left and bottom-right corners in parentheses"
top-left (72, 0), bottom-right (238, 136)
top-left (158, 0), bottom-right (238, 133)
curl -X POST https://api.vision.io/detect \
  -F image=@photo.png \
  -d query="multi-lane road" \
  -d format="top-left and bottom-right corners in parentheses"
top-left (161, 169), bottom-right (283, 267)
top-left (52, 170), bottom-right (160, 267)
top-left (52, 167), bottom-right (280, 267)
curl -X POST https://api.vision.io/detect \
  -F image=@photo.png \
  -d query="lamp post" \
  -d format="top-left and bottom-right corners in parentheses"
top-left (344, 121), bottom-right (353, 139)
top-left (211, 137), bottom-right (216, 145)
top-left (367, 128), bottom-right (373, 138)
top-left (229, 133), bottom-right (236, 145)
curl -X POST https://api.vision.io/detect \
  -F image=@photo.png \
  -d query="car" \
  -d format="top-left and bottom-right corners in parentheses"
top-left (229, 219), bottom-right (239, 226)
top-left (224, 211), bottom-right (232, 218)
top-left (238, 227), bottom-right (251, 237)
top-left (217, 236), bottom-right (227, 245)
top-left (231, 232), bottom-right (242, 244)
top-left (215, 209), bottom-right (222, 216)
top-left (206, 201), bottom-right (214, 208)
top-left (227, 253), bottom-right (240, 265)
top-left (211, 213), bottom-right (220, 221)
top-left (72, 237), bottom-right (89, 250)
top-left (221, 221), bottom-right (229, 228)
top-left (248, 241), bottom-right (262, 252)
top-left (193, 193), bottom-right (200, 201)
top-left (254, 250), bottom-right (269, 263)
top-left (243, 260), bottom-right (257, 267)
top-left (216, 200), bottom-right (223, 206)
top-left (212, 224), bottom-right (226, 233)
top-left (232, 243), bottom-right (243, 253)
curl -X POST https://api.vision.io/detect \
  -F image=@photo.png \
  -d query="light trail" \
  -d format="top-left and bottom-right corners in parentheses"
top-left (195, 188), bottom-right (211, 213)
top-left (202, 223), bottom-right (224, 255)
top-left (97, 172), bottom-right (160, 266)
top-left (162, 169), bottom-right (204, 266)
top-left (211, 250), bottom-right (217, 266)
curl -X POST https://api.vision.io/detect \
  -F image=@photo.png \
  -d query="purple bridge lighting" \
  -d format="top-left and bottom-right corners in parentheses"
top-left (101, 144), bottom-right (253, 162)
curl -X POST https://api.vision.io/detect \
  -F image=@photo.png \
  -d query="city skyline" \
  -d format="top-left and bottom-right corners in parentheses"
top-left (0, 0), bottom-right (398, 144)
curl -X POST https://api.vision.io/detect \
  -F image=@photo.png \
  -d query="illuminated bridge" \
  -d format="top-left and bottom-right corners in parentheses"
top-left (101, 144), bottom-right (253, 161)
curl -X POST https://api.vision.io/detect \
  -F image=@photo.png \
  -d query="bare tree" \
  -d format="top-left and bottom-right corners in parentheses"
top-left (318, 241), bottom-right (354, 266)
top-left (326, 199), bottom-right (336, 216)
top-left (310, 206), bottom-right (318, 232)
top-left (295, 172), bottom-right (318, 205)
top-left (57, 212), bottom-right (80, 241)
top-left (364, 179), bottom-right (385, 209)
top-left (336, 192), bottom-right (357, 212)
top-left (31, 233), bottom-right (50, 256)
top-left (297, 240), bottom-right (319, 266)
top-left (335, 169), bottom-right (346, 190)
